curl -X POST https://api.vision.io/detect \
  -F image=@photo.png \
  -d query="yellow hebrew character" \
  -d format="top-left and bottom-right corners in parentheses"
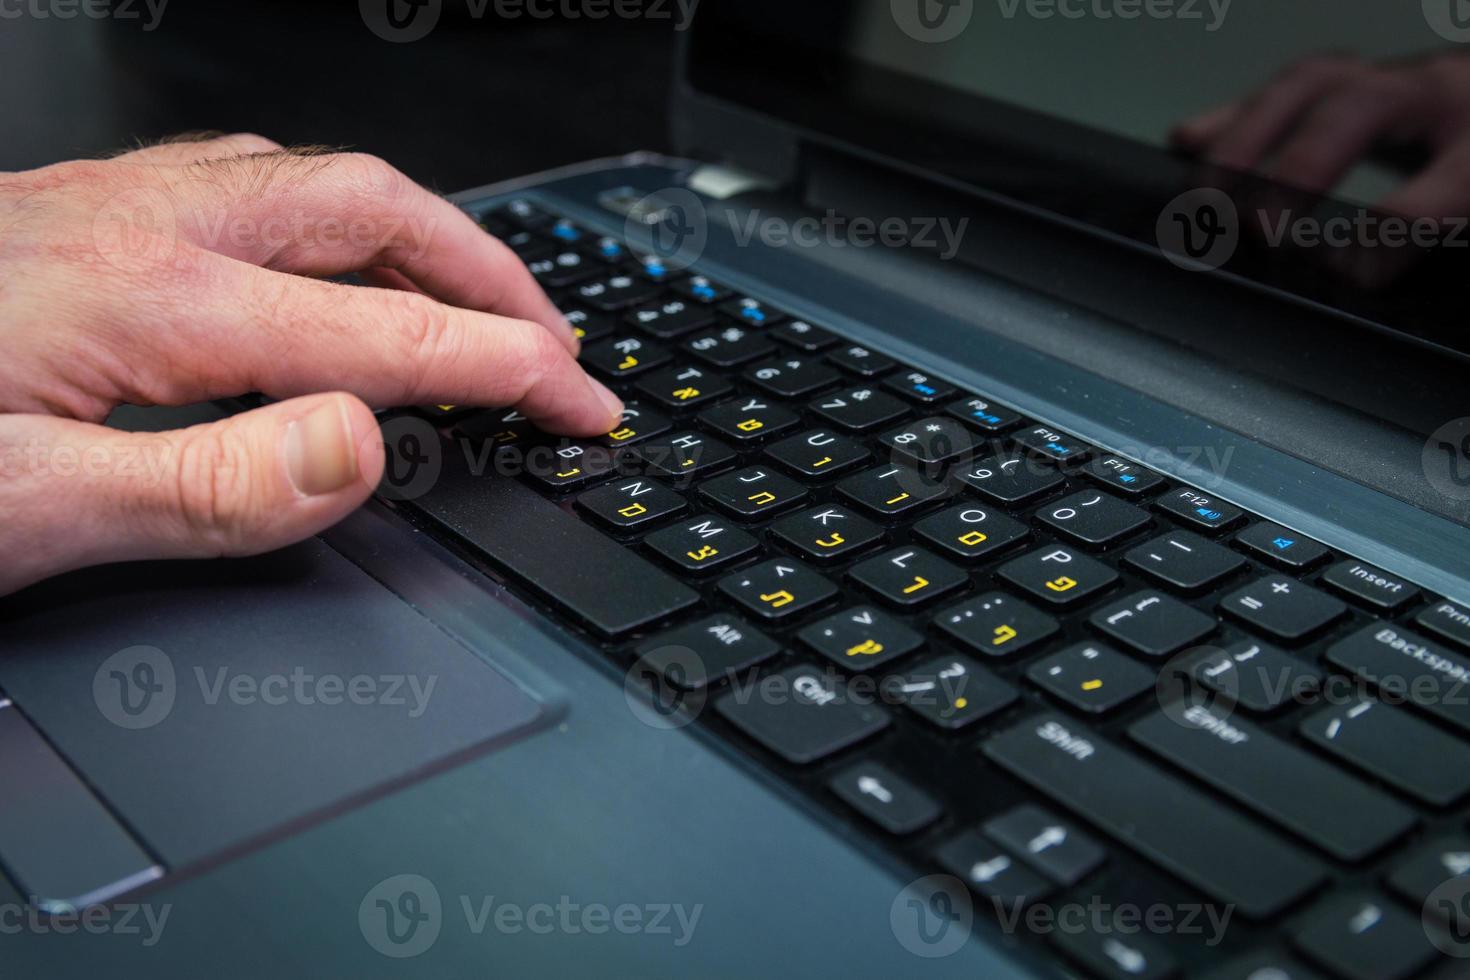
top-left (1045, 576), bottom-right (1077, 593)
top-left (815, 533), bottom-right (845, 549)
top-left (618, 503), bottom-right (648, 519)
top-left (687, 546), bottom-right (719, 562)
top-left (992, 624), bottom-right (1018, 646)
top-left (737, 418), bottom-right (764, 432)
top-left (747, 491), bottom-right (777, 506)
top-left (759, 590), bottom-right (795, 608)
top-left (958, 530), bottom-right (988, 547)
top-left (902, 576), bottom-right (930, 595)
top-left (846, 639), bottom-right (884, 657)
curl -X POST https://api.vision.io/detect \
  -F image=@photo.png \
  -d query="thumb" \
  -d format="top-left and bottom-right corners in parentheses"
top-left (0, 393), bottom-right (384, 595)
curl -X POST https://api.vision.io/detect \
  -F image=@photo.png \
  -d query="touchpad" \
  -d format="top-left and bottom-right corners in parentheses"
top-left (0, 539), bottom-right (545, 872)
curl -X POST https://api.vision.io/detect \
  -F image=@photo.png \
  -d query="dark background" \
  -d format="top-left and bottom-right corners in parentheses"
top-left (1, 2), bottom-right (680, 190)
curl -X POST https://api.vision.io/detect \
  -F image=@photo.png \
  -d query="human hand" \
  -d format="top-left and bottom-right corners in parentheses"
top-left (0, 133), bottom-right (623, 594)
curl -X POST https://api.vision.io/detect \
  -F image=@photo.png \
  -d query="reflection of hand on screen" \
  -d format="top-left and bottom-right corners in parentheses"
top-left (1171, 52), bottom-right (1470, 220)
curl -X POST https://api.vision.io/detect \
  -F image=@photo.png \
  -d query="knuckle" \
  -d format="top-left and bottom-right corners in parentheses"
top-left (225, 132), bottom-right (284, 155)
top-left (171, 424), bottom-right (259, 554)
top-left (335, 152), bottom-right (414, 204)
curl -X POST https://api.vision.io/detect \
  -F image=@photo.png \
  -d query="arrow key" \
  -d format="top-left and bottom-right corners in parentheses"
top-left (829, 761), bottom-right (941, 835)
top-left (936, 831), bottom-right (1054, 905)
top-left (984, 804), bottom-right (1106, 886)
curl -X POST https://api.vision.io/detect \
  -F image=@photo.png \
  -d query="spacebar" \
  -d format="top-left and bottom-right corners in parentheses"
top-left (407, 461), bottom-right (700, 638)
top-left (984, 714), bottom-right (1325, 919)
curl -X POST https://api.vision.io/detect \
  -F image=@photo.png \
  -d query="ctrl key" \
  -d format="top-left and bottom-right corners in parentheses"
top-left (714, 664), bottom-right (889, 765)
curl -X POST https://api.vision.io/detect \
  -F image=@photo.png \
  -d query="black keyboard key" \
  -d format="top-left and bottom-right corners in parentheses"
top-left (452, 407), bottom-right (535, 448)
top-left (1321, 560), bottom-right (1422, 612)
top-left (635, 615), bottom-right (780, 691)
top-left (983, 805), bottom-right (1105, 886)
top-left (633, 365), bottom-right (733, 411)
top-left (944, 396), bottom-right (1022, 433)
top-left (670, 275), bottom-right (731, 304)
top-left (829, 762), bottom-right (941, 834)
top-left (411, 466), bottom-right (699, 638)
top-left (1052, 926), bottom-right (1178, 980)
top-left (697, 397), bottom-right (800, 443)
top-left (743, 357), bottom-right (841, 398)
top-left (1291, 893), bottom-right (1439, 980)
top-left (718, 296), bottom-right (786, 327)
top-left (600, 404), bottom-right (673, 448)
top-left (770, 318), bottom-right (839, 351)
top-left (884, 655), bottom-right (1018, 729)
top-left (576, 477), bottom-right (686, 531)
top-left (936, 832), bottom-right (1053, 905)
top-left (837, 465), bottom-right (950, 519)
top-left (849, 546), bottom-right (968, 609)
top-left (937, 592), bottom-right (1058, 657)
top-left (882, 370), bottom-right (957, 404)
top-left (1090, 590), bottom-right (1216, 657)
top-left (714, 664), bottom-right (888, 764)
top-left (699, 466), bottom-right (808, 519)
top-left (498, 198), bottom-right (555, 230)
top-left (1188, 640), bottom-right (1322, 714)
top-left (644, 514), bottom-right (760, 574)
top-left (1417, 599), bottom-right (1470, 650)
top-left (684, 324), bottom-right (777, 368)
top-left (771, 506), bottom-right (885, 564)
top-left (1220, 575), bottom-right (1346, 643)
top-left (719, 558), bottom-right (838, 622)
top-left (624, 298), bottom-right (716, 339)
top-left (587, 235), bottom-right (628, 264)
top-left (573, 271), bottom-right (662, 311)
top-left (561, 306), bottom-right (616, 344)
top-left (582, 335), bottom-right (670, 380)
top-left (1085, 455), bottom-right (1165, 497)
top-left (1325, 624), bottom-right (1470, 734)
top-left (765, 429), bottom-right (872, 479)
top-left (630, 431), bottom-right (737, 481)
top-left (545, 217), bottom-right (586, 245)
top-left (502, 227), bottom-right (549, 259)
top-left (1027, 642), bottom-right (1154, 715)
top-left (954, 453), bottom-right (1064, 506)
top-left (1124, 529), bottom-right (1246, 593)
top-left (810, 386), bottom-right (910, 433)
top-left (998, 546), bottom-right (1119, 607)
top-left (798, 605), bottom-right (922, 671)
top-left (913, 504), bottom-right (1029, 562)
top-left (1155, 487), bottom-right (1244, 533)
top-left (1235, 522), bottom-right (1332, 571)
top-left (1198, 952), bottom-right (1327, 980)
top-left (827, 344), bottom-right (897, 377)
top-left (526, 248), bottom-right (598, 288)
top-left (1388, 835), bottom-right (1470, 915)
top-left (1300, 696), bottom-right (1470, 806)
top-left (984, 714), bottom-right (1326, 918)
top-left (524, 440), bottom-right (619, 492)
top-left (1036, 491), bottom-right (1151, 548)
top-left (1012, 424), bottom-right (1092, 464)
top-left (630, 252), bottom-right (679, 283)
top-left (1129, 707), bottom-right (1415, 862)
top-left (877, 417), bottom-right (980, 467)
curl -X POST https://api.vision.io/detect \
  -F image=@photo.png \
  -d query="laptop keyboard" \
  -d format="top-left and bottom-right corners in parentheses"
top-left (383, 198), bottom-right (1470, 979)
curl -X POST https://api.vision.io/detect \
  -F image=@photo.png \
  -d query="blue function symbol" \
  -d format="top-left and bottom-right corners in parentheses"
top-left (1271, 537), bottom-right (1297, 552)
top-left (1196, 507), bottom-right (1223, 521)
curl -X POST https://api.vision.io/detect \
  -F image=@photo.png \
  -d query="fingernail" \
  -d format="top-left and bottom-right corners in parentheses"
top-left (561, 315), bottom-right (582, 355)
top-left (588, 376), bottom-right (624, 428)
top-left (284, 398), bottom-right (357, 496)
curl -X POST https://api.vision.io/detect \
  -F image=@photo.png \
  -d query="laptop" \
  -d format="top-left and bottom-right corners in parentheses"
top-left (4, 1), bottom-right (1470, 977)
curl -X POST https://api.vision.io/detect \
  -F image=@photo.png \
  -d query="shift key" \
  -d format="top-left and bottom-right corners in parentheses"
top-left (984, 714), bottom-right (1324, 918)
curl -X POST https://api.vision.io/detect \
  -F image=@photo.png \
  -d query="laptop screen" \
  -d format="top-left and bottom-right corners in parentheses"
top-left (687, 1), bottom-right (1469, 356)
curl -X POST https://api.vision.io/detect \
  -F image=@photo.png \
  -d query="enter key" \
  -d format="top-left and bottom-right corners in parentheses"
top-left (1129, 706), bottom-right (1416, 862)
